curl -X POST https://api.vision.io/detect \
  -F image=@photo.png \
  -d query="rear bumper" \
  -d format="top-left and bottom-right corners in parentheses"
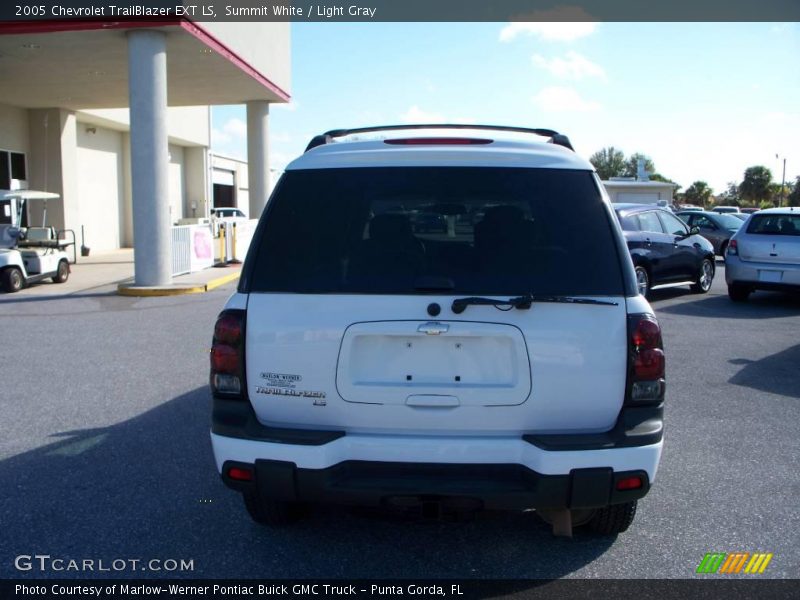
top-left (220, 459), bottom-right (651, 511)
top-left (211, 432), bottom-right (662, 511)
top-left (725, 255), bottom-right (800, 291)
top-left (211, 399), bottom-right (663, 510)
top-left (212, 430), bottom-right (662, 478)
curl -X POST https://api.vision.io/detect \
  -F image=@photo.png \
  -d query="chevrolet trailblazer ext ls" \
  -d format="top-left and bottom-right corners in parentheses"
top-left (209, 125), bottom-right (665, 537)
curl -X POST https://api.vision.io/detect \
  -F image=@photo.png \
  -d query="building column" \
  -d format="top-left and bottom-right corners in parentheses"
top-left (246, 101), bottom-right (269, 218)
top-left (27, 109), bottom-right (78, 234)
top-left (127, 29), bottom-right (170, 286)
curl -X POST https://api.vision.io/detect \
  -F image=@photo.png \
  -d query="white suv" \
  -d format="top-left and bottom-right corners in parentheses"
top-left (210, 125), bottom-right (665, 537)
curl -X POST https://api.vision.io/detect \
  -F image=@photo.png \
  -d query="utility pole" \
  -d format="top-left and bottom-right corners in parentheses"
top-left (776, 154), bottom-right (787, 207)
top-left (780, 158), bottom-right (786, 207)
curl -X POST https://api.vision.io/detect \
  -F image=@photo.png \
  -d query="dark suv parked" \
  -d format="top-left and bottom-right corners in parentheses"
top-left (614, 204), bottom-right (716, 298)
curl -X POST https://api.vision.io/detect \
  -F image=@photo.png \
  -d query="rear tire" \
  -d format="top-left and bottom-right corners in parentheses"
top-left (243, 491), bottom-right (302, 526)
top-left (1, 267), bottom-right (24, 293)
top-left (690, 258), bottom-right (714, 293)
top-left (720, 240), bottom-right (729, 261)
top-left (728, 283), bottom-right (751, 302)
top-left (634, 266), bottom-right (650, 298)
top-left (52, 260), bottom-right (69, 284)
top-left (589, 501), bottom-right (637, 535)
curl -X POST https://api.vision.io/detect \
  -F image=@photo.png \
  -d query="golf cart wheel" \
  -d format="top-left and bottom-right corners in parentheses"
top-left (589, 500), bottom-right (638, 535)
top-left (1, 267), bottom-right (24, 293)
top-left (52, 260), bottom-right (70, 284)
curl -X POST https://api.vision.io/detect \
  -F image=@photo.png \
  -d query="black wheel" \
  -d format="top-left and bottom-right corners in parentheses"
top-left (589, 501), bottom-right (637, 535)
top-left (1, 267), bottom-right (24, 293)
top-left (52, 260), bottom-right (69, 284)
top-left (634, 266), bottom-right (650, 298)
top-left (243, 491), bottom-right (303, 526)
top-left (690, 258), bottom-right (714, 293)
top-left (728, 283), bottom-right (751, 302)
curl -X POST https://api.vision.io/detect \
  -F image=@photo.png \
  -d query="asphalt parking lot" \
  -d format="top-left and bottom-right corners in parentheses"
top-left (0, 264), bottom-right (798, 580)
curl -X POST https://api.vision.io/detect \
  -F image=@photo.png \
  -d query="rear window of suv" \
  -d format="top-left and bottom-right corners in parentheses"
top-left (248, 167), bottom-right (624, 296)
top-left (746, 214), bottom-right (800, 236)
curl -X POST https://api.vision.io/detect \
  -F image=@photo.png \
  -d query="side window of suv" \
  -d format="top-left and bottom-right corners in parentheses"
top-left (659, 212), bottom-right (689, 236)
top-left (637, 211), bottom-right (665, 233)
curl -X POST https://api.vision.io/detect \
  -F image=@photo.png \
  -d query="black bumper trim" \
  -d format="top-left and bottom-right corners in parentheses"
top-left (212, 398), bottom-right (345, 446)
top-left (222, 460), bottom-right (650, 510)
top-left (524, 405), bottom-right (663, 451)
top-left (214, 398), bottom-right (661, 451)
top-left (735, 281), bottom-right (800, 294)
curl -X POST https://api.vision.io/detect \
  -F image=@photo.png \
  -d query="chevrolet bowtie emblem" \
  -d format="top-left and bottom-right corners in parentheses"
top-left (417, 322), bottom-right (449, 335)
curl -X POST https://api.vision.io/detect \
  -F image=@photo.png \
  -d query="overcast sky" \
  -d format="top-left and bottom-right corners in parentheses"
top-left (212, 22), bottom-right (799, 194)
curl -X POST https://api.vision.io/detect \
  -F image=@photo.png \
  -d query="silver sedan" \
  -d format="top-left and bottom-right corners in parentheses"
top-left (725, 208), bottom-right (800, 301)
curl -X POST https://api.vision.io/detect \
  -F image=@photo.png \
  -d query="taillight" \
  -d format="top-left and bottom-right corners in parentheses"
top-left (626, 314), bottom-right (665, 405)
top-left (210, 309), bottom-right (246, 398)
top-left (616, 476), bottom-right (644, 491)
top-left (227, 466), bottom-right (254, 482)
top-left (727, 239), bottom-right (738, 256)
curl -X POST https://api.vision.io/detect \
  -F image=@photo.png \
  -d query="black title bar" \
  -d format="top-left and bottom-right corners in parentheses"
top-left (2, 1), bottom-right (800, 22)
top-left (3, 579), bottom-right (800, 600)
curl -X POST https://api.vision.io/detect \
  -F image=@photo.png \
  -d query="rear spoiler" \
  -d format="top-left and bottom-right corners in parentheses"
top-left (304, 124), bottom-right (574, 153)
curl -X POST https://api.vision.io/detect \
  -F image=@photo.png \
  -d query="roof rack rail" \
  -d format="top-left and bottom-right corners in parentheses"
top-left (304, 124), bottom-right (574, 153)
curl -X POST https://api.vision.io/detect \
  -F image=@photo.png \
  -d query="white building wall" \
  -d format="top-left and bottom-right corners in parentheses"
top-left (184, 147), bottom-right (209, 219)
top-left (616, 192), bottom-right (663, 204)
top-left (200, 23), bottom-right (291, 95)
top-left (168, 144), bottom-right (186, 224)
top-left (78, 106), bottom-right (210, 147)
top-left (0, 103), bottom-right (30, 156)
top-left (76, 125), bottom-right (124, 251)
top-left (603, 183), bottom-right (676, 205)
top-left (121, 132), bottom-right (133, 247)
top-left (27, 108), bottom-right (79, 234)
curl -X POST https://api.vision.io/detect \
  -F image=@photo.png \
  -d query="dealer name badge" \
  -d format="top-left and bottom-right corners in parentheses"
top-left (259, 372), bottom-right (301, 388)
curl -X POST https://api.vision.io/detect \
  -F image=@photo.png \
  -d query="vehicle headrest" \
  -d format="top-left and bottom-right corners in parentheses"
top-left (369, 214), bottom-right (414, 241)
top-left (481, 205), bottom-right (525, 226)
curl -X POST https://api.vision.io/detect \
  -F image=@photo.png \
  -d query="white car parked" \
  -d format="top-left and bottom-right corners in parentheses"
top-left (725, 207), bottom-right (800, 301)
top-left (209, 125), bottom-right (665, 536)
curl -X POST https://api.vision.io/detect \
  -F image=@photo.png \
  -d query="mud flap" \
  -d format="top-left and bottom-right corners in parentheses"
top-left (548, 509), bottom-right (573, 538)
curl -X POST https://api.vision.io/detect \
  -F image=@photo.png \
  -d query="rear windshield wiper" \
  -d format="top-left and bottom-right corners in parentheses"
top-left (451, 294), bottom-right (618, 314)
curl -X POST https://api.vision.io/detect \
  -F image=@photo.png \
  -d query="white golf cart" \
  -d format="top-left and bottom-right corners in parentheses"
top-left (0, 190), bottom-right (74, 293)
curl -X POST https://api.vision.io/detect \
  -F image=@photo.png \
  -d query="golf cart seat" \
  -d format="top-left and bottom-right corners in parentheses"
top-left (18, 226), bottom-right (71, 250)
top-left (19, 228), bottom-right (56, 257)
top-left (24, 227), bottom-right (54, 243)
